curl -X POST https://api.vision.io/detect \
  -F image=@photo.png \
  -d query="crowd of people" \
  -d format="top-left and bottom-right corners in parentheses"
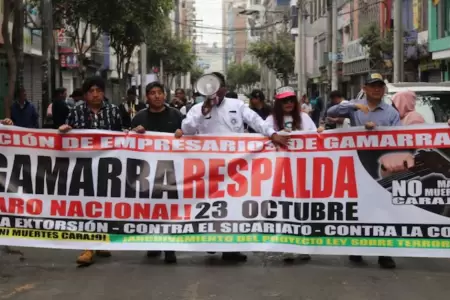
top-left (0, 71), bottom-right (446, 269)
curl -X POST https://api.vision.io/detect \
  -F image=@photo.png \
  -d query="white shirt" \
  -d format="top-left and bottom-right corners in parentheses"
top-left (264, 112), bottom-right (317, 132)
top-left (301, 103), bottom-right (312, 114)
top-left (179, 106), bottom-right (187, 116)
top-left (182, 97), bottom-right (276, 136)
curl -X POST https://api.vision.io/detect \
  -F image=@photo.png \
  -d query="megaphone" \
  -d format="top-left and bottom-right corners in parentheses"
top-left (195, 73), bottom-right (221, 97)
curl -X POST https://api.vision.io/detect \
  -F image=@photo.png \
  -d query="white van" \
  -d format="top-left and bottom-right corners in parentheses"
top-left (356, 82), bottom-right (450, 123)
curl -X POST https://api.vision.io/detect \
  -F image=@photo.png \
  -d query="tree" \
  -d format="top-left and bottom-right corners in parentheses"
top-left (248, 32), bottom-right (294, 85)
top-left (107, 0), bottom-right (172, 96)
top-left (52, 0), bottom-right (110, 80)
top-left (147, 33), bottom-right (196, 87)
top-left (360, 23), bottom-right (393, 73)
top-left (360, 22), bottom-right (429, 81)
top-left (226, 62), bottom-right (260, 92)
top-left (189, 65), bottom-right (204, 88)
top-left (2, 0), bottom-right (26, 118)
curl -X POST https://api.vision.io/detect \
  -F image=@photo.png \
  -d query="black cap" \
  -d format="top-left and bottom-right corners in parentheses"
top-left (329, 90), bottom-right (342, 99)
top-left (365, 73), bottom-right (385, 85)
top-left (250, 89), bottom-right (265, 101)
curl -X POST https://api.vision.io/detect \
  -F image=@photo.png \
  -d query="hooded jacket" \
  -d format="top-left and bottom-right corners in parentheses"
top-left (391, 91), bottom-right (425, 125)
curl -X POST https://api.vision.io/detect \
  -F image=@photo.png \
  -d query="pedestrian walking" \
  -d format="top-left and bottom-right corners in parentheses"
top-left (247, 89), bottom-right (271, 133)
top-left (327, 72), bottom-right (404, 269)
top-left (51, 87), bottom-right (70, 129)
top-left (391, 91), bottom-right (425, 125)
top-left (119, 88), bottom-right (146, 129)
top-left (179, 72), bottom-right (290, 262)
top-left (130, 81), bottom-right (183, 264)
top-left (10, 87), bottom-right (39, 128)
top-left (58, 76), bottom-right (123, 266)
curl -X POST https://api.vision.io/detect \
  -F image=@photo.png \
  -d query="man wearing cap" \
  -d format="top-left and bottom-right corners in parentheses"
top-left (180, 72), bottom-right (289, 262)
top-left (326, 72), bottom-right (408, 269)
top-left (247, 89), bottom-right (271, 133)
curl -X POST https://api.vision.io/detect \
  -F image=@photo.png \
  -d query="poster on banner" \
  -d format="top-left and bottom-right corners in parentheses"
top-left (1, 125), bottom-right (450, 257)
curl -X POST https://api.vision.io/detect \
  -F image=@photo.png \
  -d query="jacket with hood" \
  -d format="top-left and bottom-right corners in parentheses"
top-left (391, 91), bottom-right (425, 125)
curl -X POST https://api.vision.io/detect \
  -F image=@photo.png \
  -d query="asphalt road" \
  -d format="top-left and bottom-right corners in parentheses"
top-left (0, 249), bottom-right (449, 300)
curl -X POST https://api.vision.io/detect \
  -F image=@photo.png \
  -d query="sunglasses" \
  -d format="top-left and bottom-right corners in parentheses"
top-left (281, 98), bottom-right (296, 104)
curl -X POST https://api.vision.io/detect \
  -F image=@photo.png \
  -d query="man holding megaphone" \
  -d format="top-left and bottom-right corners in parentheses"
top-left (181, 72), bottom-right (288, 144)
top-left (178, 72), bottom-right (289, 262)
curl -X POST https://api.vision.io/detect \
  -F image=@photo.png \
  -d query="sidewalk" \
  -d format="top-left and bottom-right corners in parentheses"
top-left (1, 248), bottom-right (450, 300)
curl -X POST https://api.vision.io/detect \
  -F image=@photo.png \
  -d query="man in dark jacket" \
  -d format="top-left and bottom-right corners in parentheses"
top-left (119, 88), bottom-right (146, 129)
top-left (52, 87), bottom-right (70, 129)
top-left (247, 89), bottom-right (271, 133)
top-left (11, 87), bottom-right (39, 128)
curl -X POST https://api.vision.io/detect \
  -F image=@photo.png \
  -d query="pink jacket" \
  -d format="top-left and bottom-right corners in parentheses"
top-left (392, 91), bottom-right (425, 125)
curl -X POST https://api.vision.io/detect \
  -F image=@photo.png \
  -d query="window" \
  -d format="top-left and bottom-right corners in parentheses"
top-left (445, 1), bottom-right (450, 36)
top-left (314, 42), bottom-right (318, 61)
top-left (313, 0), bottom-right (318, 21)
top-left (437, 1), bottom-right (450, 38)
top-left (322, 0), bottom-right (327, 16)
top-left (318, 0), bottom-right (322, 17)
top-left (421, 0), bottom-right (428, 31)
top-left (310, 2), bottom-right (314, 24)
top-left (253, 0), bottom-right (261, 5)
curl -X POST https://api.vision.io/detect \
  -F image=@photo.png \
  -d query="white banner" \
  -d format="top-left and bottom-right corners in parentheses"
top-left (1, 125), bottom-right (450, 257)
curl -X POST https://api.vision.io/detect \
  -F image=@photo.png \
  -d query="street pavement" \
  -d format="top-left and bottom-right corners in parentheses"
top-left (1, 249), bottom-right (450, 300)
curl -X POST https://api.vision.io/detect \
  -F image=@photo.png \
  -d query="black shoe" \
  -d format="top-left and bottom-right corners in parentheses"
top-left (146, 251), bottom-right (162, 258)
top-left (207, 252), bottom-right (216, 254)
top-left (349, 255), bottom-right (363, 263)
top-left (164, 251), bottom-right (177, 264)
top-left (222, 252), bottom-right (247, 262)
top-left (298, 254), bottom-right (311, 261)
top-left (378, 256), bottom-right (396, 269)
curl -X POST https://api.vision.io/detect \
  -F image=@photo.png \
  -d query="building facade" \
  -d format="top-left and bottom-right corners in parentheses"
top-left (428, 0), bottom-right (450, 81)
top-left (223, 0), bottom-right (248, 73)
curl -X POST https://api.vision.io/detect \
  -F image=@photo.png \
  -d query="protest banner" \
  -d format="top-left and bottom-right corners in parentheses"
top-left (0, 125), bottom-right (450, 257)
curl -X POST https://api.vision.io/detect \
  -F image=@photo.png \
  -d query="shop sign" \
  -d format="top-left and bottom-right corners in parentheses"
top-left (60, 53), bottom-right (78, 68)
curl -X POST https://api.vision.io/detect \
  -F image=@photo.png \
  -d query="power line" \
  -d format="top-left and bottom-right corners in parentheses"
top-left (171, 19), bottom-right (284, 32)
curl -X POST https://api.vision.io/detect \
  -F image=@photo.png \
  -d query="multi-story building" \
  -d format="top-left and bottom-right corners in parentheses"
top-left (0, 3), bottom-right (45, 121)
top-left (223, 0), bottom-right (248, 73)
top-left (196, 42), bottom-right (224, 74)
top-left (428, 0), bottom-right (450, 81)
top-left (181, 0), bottom-right (196, 41)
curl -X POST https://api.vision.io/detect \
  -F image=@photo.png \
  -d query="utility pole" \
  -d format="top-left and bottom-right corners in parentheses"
top-left (13, 0), bottom-right (24, 90)
top-left (175, 0), bottom-right (181, 88)
top-left (331, 0), bottom-right (338, 90)
top-left (327, 0), bottom-right (332, 93)
top-left (140, 43), bottom-right (147, 101)
top-left (297, 0), bottom-right (304, 97)
top-left (41, 0), bottom-right (53, 121)
top-left (263, 12), bottom-right (269, 97)
top-left (393, 0), bottom-right (403, 82)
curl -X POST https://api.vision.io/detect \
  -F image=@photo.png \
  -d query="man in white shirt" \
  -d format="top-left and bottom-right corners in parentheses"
top-left (180, 72), bottom-right (289, 262)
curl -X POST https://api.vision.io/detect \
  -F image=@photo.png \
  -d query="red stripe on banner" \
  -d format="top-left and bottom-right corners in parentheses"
top-left (0, 129), bottom-right (449, 153)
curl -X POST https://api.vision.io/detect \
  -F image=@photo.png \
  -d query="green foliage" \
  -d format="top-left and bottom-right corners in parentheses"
top-left (248, 32), bottom-right (294, 85)
top-left (226, 62), bottom-right (260, 91)
top-left (147, 34), bottom-right (196, 81)
top-left (107, 0), bottom-right (173, 78)
top-left (190, 65), bottom-right (204, 86)
top-left (360, 23), bottom-right (393, 71)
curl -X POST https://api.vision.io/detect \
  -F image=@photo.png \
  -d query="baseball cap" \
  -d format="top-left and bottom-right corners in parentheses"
top-left (365, 73), bottom-right (385, 85)
top-left (275, 86), bottom-right (296, 100)
top-left (250, 89), bottom-right (265, 101)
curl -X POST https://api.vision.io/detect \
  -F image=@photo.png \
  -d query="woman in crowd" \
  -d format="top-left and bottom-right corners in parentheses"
top-left (391, 91), bottom-right (425, 125)
top-left (300, 94), bottom-right (312, 116)
top-left (264, 87), bottom-right (322, 134)
top-left (263, 86), bottom-right (323, 263)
